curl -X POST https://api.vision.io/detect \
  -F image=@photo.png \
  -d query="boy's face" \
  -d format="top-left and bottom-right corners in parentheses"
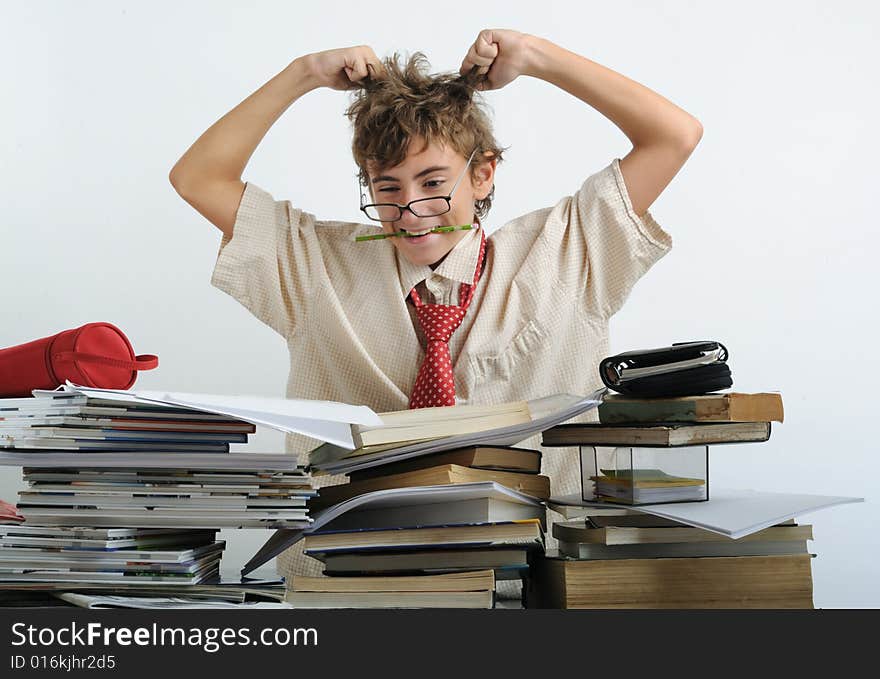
top-left (366, 138), bottom-right (495, 268)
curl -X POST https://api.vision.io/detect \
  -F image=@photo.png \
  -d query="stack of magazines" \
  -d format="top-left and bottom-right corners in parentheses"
top-left (0, 389), bottom-right (315, 595)
top-left (0, 389), bottom-right (257, 453)
top-left (0, 526), bottom-right (224, 585)
top-left (14, 465), bottom-right (314, 529)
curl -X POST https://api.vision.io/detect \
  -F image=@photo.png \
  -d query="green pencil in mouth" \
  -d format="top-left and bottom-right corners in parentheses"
top-left (355, 224), bottom-right (474, 242)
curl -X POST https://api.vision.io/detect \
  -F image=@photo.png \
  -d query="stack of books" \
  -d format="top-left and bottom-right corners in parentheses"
top-left (311, 444), bottom-right (550, 510)
top-left (528, 509), bottom-right (815, 608)
top-left (236, 392), bottom-right (603, 608)
top-left (251, 481), bottom-right (547, 608)
top-left (552, 511), bottom-right (813, 560)
top-left (286, 570), bottom-right (496, 609)
top-left (532, 391), bottom-right (821, 608)
top-left (0, 390), bottom-right (315, 602)
top-left (294, 399), bottom-right (583, 608)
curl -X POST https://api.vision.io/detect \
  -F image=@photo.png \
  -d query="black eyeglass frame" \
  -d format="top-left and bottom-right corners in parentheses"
top-left (359, 149), bottom-right (478, 223)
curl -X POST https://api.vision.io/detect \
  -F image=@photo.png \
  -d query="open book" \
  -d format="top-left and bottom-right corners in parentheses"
top-left (309, 390), bottom-right (606, 474)
top-left (352, 400), bottom-right (532, 448)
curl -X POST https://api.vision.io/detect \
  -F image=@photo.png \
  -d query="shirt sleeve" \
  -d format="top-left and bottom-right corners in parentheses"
top-left (557, 158), bottom-right (673, 318)
top-left (210, 181), bottom-right (319, 338)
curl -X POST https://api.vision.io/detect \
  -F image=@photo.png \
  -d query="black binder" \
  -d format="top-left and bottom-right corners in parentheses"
top-left (599, 341), bottom-right (732, 398)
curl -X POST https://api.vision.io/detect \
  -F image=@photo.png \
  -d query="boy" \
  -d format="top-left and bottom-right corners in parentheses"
top-left (169, 29), bottom-right (701, 578)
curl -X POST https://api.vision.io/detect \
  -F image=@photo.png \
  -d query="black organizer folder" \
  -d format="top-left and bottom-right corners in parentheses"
top-left (599, 341), bottom-right (732, 398)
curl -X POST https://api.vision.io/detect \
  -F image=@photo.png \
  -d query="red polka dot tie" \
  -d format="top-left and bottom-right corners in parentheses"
top-left (408, 230), bottom-right (487, 409)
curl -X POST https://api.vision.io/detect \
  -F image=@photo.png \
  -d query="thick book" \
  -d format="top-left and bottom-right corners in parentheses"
top-left (597, 392), bottom-right (784, 424)
top-left (303, 519), bottom-right (544, 553)
top-left (318, 546), bottom-right (532, 575)
top-left (347, 446), bottom-right (542, 479)
top-left (283, 590), bottom-right (494, 609)
top-left (313, 465), bottom-right (551, 509)
top-left (528, 553), bottom-right (814, 609)
top-left (557, 539), bottom-right (811, 560)
top-left (542, 421), bottom-right (771, 447)
top-left (551, 521), bottom-right (813, 545)
top-left (322, 497), bottom-right (545, 534)
top-left (353, 401), bottom-right (532, 448)
top-left (289, 569), bottom-right (495, 593)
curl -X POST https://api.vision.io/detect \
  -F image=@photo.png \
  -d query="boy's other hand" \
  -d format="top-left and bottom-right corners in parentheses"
top-left (303, 46), bottom-right (385, 91)
top-left (459, 29), bottom-right (532, 91)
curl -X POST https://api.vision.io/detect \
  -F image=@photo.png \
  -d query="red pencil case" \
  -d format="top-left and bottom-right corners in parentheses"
top-left (0, 322), bottom-right (158, 397)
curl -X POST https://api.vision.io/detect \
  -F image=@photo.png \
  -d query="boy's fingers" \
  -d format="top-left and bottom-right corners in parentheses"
top-left (366, 61), bottom-right (386, 79)
top-left (360, 47), bottom-right (386, 78)
top-left (475, 34), bottom-right (499, 59)
top-left (347, 56), bottom-right (370, 82)
top-left (466, 43), bottom-right (494, 67)
top-left (460, 43), bottom-right (494, 75)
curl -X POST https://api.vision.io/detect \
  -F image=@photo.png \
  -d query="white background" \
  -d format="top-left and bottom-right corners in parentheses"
top-left (1, 1), bottom-right (877, 607)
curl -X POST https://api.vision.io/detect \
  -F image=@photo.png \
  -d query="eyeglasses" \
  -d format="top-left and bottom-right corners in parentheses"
top-left (359, 149), bottom-right (477, 223)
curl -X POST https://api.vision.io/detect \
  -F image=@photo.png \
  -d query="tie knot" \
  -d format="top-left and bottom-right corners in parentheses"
top-left (415, 304), bottom-right (467, 342)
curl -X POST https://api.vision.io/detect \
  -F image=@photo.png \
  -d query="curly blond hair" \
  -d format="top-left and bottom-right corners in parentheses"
top-left (346, 52), bottom-right (506, 219)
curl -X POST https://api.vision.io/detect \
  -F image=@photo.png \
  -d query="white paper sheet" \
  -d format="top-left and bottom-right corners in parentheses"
top-left (62, 384), bottom-right (383, 448)
top-left (549, 488), bottom-right (864, 539)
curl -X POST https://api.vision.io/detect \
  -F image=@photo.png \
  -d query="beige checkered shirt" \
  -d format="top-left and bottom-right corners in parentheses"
top-left (211, 158), bottom-right (672, 578)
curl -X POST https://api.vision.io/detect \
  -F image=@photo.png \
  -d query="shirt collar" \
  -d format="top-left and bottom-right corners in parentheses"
top-left (397, 225), bottom-right (483, 298)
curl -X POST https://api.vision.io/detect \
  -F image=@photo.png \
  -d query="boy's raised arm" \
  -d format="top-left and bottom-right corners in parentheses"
top-left (460, 30), bottom-right (702, 218)
top-left (169, 46), bottom-right (383, 239)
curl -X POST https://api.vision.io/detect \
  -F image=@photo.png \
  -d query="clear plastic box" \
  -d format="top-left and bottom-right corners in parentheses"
top-left (579, 445), bottom-right (709, 505)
